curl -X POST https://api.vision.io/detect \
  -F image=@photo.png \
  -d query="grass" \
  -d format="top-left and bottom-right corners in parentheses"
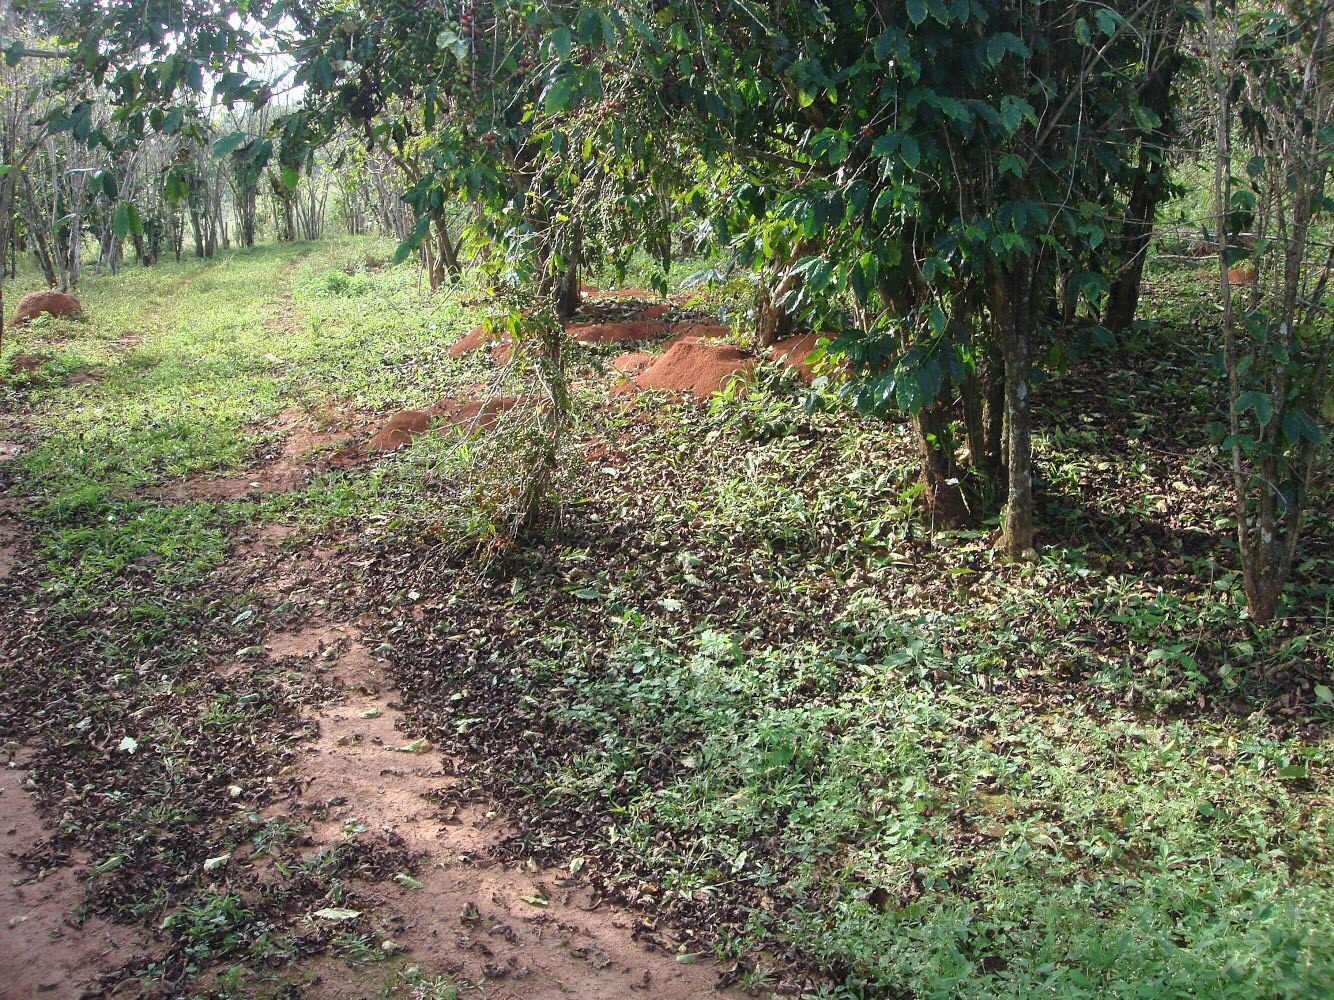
top-left (1, 236), bottom-right (1330, 997)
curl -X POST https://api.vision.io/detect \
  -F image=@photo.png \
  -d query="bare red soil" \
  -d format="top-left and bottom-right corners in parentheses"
top-left (447, 325), bottom-right (511, 361)
top-left (365, 409), bottom-right (432, 452)
top-left (769, 332), bottom-right (825, 383)
top-left (5, 353), bottom-right (50, 374)
top-left (611, 351), bottom-right (657, 378)
top-left (268, 629), bottom-right (729, 998)
top-left (1, 756), bottom-right (150, 997)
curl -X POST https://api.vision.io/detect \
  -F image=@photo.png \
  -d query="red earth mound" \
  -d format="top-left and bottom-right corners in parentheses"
top-left (611, 351), bottom-right (656, 377)
top-left (1228, 266), bottom-right (1257, 285)
top-left (770, 332), bottom-right (824, 382)
top-left (667, 323), bottom-right (730, 347)
top-left (587, 286), bottom-right (658, 300)
top-left (10, 290), bottom-right (81, 327)
top-left (635, 303), bottom-right (672, 320)
top-left (365, 396), bottom-right (518, 452)
top-left (447, 325), bottom-right (512, 360)
top-left (365, 409), bottom-right (432, 451)
top-left (620, 339), bottom-right (755, 398)
top-left (565, 319), bottom-right (673, 345)
top-left (6, 352), bottom-right (50, 374)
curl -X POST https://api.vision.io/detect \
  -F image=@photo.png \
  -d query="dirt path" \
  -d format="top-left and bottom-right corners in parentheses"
top-left (259, 612), bottom-right (727, 998)
top-left (234, 504), bottom-right (731, 996)
top-left (225, 266), bottom-right (734, 995)
top-left (0, 757), bottom-right (148, 998)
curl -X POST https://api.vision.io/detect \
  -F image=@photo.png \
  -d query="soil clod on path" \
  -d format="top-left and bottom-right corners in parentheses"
top-left (365, 395), bottom-right (518, 453)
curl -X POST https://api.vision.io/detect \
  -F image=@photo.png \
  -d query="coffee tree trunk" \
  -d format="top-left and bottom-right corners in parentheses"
top-left (990, 265), bottom-right (1036, 559)
top-left (913, 396), bottom-right (970, 527)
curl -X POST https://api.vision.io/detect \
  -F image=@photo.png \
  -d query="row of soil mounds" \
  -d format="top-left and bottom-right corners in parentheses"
top-left (447, 298), bottom-right (824, 397)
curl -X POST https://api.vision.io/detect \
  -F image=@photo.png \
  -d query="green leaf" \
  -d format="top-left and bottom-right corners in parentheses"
top-left (212, 131), bottom-right (248, 159)
top-left (899, 134), bottom-right (920, 169)
top-left (907, 0), bottom-right (927, 26)
top-left (544, 74), bottom-right (576, 113)
top-left (1234, 391), bottom-right (1273, 427)
top-left (1094, 9), bottom-right (1122, 36)
top-left (91, 169), bottom-right (116, 198)
top-left (111, 201), bottom-right (142, 240)
top-left (392, 214), bottom-right (431, 265)
top-left (1281, 409), bottom-right (1323, 445)
top-left (549, 26), bottom-right (572, 59)
top-left (871, 133), bottom-right (899, 157)
top-left (1074, 17), bottom-right (1091, 45)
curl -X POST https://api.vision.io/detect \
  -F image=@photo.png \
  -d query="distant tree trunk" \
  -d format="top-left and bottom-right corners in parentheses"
top-left (1104, 33), bottom-right (1181, 334)
top-left (19, 177), bottom-right (56, 287)
top-left (423, 214), bottom-right (461, 290)
top-left (755, 241), bottom-right (812, 348)
top-left (189, 205), bottom-right (205, 258)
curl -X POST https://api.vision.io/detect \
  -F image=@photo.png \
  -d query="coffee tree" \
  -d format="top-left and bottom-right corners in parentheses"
top-left (1202, 1), bottom-right (1332, 623)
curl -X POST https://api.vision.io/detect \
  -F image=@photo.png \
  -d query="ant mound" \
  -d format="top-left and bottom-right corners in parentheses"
top-left (666, 322), bottom-right (730, 347)
top-left (611, 351), bottom-right (656, 378)
top-left (566, 319), bottom-right (673, 345)
top-left (1227, 266), bottom-right (1257, 285)
top-left (432, 394), bottom-right (517, 430)
top-left (365, 396), bottom-right (518, 452)
top-left (5, 352), bottom-right (51, 374)
top-left (10, 290), bottom-right (80, 327)
top-left (365, 409), bottom-right (432, 452)
top-left (620, 339), bottom-right (754, 398)
top-left (447, 325), bottom-right (512, 361)
top-left (585, 286), bottom-right (658, 300)
top-left (770, 332), bottom-right (824, 383)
